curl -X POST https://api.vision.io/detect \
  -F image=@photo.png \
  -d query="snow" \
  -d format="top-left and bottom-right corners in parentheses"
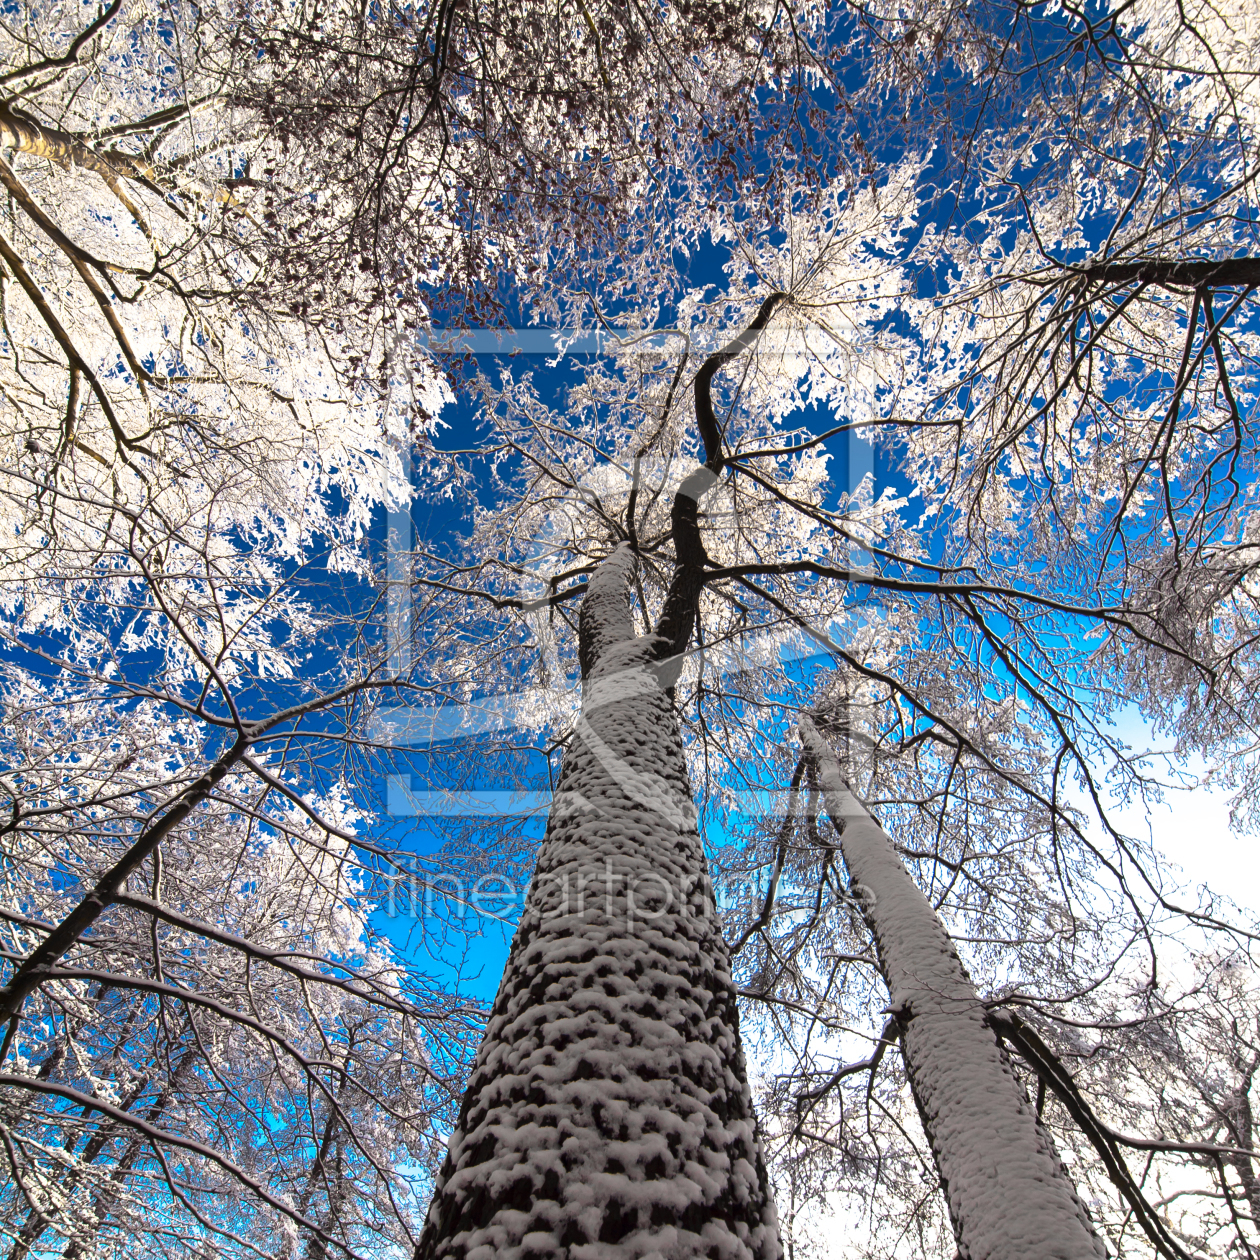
top-left (676, 467), bottom-right (719, 502)
top-left (416, 548), bottom-right (780, 1260)
top-left (798, 718), bottom-right (1109, 1260)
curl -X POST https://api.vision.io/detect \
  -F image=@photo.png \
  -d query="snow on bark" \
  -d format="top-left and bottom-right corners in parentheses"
top-left (798, 717), bottom-right (1107, 1260)
top-left (416, 544), bottom-right (780, 1260)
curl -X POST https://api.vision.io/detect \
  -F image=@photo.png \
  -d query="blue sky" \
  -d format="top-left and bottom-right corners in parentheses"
top-left (365, 221), bottom-right (1260, 1012)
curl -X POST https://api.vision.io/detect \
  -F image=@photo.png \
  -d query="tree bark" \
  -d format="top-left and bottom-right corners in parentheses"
top-left (1079, 258), bottom-right (1260, 290)
top-left (0, 103), bottom-right (157, 184)
top-left (1220, 1050), bottom-right (1260, 1227)
top-left (799, 717), bottom-right (1107, 1260)
top-left (414, 544), bottom-right (781, 1259)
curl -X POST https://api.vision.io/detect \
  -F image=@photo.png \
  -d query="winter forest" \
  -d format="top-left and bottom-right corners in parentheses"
top-left (2, 0), bottom-right (1260, 1257)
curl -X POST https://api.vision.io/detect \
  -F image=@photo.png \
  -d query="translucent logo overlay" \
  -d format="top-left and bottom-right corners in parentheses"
top-left (373, 327), bottom-right (885, 922)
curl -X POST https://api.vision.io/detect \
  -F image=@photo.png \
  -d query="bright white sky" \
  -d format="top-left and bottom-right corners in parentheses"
top-left (1095, 709), bottom-right (1259, 917)
top-left (1146, 782), bottom-right (1255, 910)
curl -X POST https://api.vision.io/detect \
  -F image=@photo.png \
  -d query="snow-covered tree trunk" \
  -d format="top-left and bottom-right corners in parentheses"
top-left (799, 717), bottom-right (1106, 1260)
top-left (414, 542), bottom-right (781, 1260)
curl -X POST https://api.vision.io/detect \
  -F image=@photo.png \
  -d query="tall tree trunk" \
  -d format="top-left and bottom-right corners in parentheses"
top-left (414, 542), bottom-right (781, 1259)
top-left (799, 717), bottom-right (1107, 1260)
top-left (416, 294), bottom-right (787, 1260)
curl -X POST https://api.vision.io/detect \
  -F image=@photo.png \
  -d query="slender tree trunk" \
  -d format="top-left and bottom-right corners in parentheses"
top-left (1228, 1110), bottom-right (1260, 1227)
top-left (304, 1125), bottom-right (348, 1260)
top-left (415, 545), bottom-right (781, 1259)
top-left (1221, 1048), bottom-right (1260, 1226)
top-left (296, 1039), bottom-right (358, 1260)
top-left (58, 1043), bottom-right (200, 1260)
top-left (799, 717), bottom-right (1107, 1260)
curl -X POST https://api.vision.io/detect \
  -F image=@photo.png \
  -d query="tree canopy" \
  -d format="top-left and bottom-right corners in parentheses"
top-left (2, 0), bottom-right (1260, 1256)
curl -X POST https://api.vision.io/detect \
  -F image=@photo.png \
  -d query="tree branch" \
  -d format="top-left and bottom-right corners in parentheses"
top-left (694, 292), bottom-right (788, 471)
top-left (0, 0), bottom-right (124, 88)
top-left (991, 1008), bottom-right (1206, 1260)
top-left (1078, 258), bottom-right (1260, 290)
top-left (652, 296), bottom-right (788, 659)
top-left (0, 1073), bottom-right (363, 1259)
top-left (0, 735), bottom-right (249, 1022)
